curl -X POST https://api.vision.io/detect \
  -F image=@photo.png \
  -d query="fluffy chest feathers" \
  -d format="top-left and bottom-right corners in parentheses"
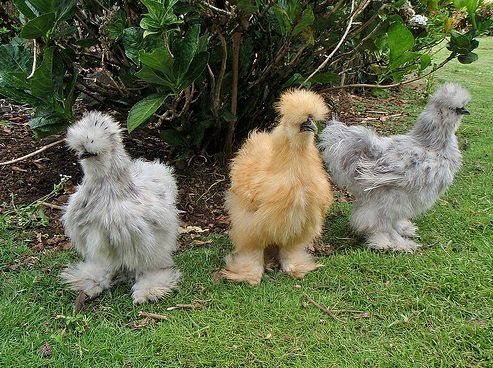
top-left (229, 131), bottom-right (331, 217)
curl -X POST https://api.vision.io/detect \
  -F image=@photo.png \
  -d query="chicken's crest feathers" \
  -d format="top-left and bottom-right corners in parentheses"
top-left (276, 89), bottom-right (329, 124)
top-left (429, 83), bottom-right (470, 110)
top-left (66, 112), bottom-right (122, 156)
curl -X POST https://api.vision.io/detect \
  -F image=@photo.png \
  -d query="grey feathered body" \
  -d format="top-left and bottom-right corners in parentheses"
top-left (63, 159), bottom-right (179, 271)
top-left (319, 83), bottom-right (469, 251)
top-left (61, 112), bottom-right (180, 303)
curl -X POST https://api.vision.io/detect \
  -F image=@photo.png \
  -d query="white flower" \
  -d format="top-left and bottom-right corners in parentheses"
top-left (410, 14), bottom-right (428, 27)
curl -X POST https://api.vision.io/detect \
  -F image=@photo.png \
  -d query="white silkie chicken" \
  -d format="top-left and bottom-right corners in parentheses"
top-left (319, 83), bottom-right (470, 252)
top-left (61, 112), bottom-right (181, 304)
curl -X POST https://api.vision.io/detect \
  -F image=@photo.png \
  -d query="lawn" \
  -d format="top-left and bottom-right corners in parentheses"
top-left (1, 38), bottom-right (492, 367)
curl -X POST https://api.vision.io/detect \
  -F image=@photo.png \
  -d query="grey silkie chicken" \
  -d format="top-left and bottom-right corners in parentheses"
top-left (318, 83), bottom-right (470, 251)
top-left (61, 112), bottom-right (181, 304)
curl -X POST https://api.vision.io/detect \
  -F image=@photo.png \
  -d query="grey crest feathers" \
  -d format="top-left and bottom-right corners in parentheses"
top-left (66, 111), bottom-right (122, 158)
top-left (429, 82), bottom-right (470, 110)
top-left (61, 112), bottom-right (181, 304)
top-left (318, 83), bottom-right (470, 252)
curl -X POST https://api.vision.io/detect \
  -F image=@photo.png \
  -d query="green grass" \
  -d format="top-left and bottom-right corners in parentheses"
top-left (1, 38), bottom-right (493, 367)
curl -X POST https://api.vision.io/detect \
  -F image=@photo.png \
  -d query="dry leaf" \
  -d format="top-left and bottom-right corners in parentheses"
top-left (192, 239), bottom-right (213, 246)
top-left (37, 342), bottom-right (52, 358)
top-left (178, 225), bottom-right (209, 234)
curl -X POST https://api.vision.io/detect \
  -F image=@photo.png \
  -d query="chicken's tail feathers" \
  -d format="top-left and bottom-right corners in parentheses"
top-left (318, 119), bottom-right (385, 191)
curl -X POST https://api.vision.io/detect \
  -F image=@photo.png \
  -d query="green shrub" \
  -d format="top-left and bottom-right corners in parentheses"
top-left (0, 0), bottom-right (490, 155)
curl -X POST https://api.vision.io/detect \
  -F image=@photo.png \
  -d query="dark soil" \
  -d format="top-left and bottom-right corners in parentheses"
top-left (0, 101), bottom-right (230, 249)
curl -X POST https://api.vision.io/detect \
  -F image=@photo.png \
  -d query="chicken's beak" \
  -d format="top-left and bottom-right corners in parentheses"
top-left (300, 116), bottom-right (317, 133)
top-left (80, 151), bottom-right (98, 160)
top-left (456, 107), bottom-right (470, 115)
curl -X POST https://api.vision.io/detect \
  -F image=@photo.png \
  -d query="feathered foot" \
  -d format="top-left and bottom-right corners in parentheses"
top-left (395, 220), bottom-right (418, 238)
top-left (132, 267), bottom-right (181, 304)
top-left (279, 245), bottom-right (323, 279)
top-left (367, 231), bottom-right (421, 253)
top-left (60, 261), bottom-right (113, 299)
top-left (219, 249), bottom-right (264, 285)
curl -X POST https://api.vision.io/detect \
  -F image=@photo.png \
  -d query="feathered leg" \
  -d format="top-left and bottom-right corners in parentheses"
top-left (278, 243), bottom-right (322, 279)
top-left (220, 235), bottom-right (264, 285)
top-left (395, 219), bottom-right (418, 238)
top-left (60, 260), bottom-right (114, 298)
top-left (132, 267), bottom-right (181, 304)
top-left (351, 202), bottom-right (420, 252)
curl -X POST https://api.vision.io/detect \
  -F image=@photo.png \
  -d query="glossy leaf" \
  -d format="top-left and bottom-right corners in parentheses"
top-left (127, 94), bottom-right (168, 132)
top-left (19, 12), bottom-right (56, 39)
top-left (387, 22), bottom-right (414, 60)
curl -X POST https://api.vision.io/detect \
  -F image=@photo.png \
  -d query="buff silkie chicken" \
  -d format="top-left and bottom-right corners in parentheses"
top-left (319, 83), bottom-right (470, 252)
top-left (61, 112), bottom-right (181, 304)
top-left (219, 90), bottom-right (333, 285)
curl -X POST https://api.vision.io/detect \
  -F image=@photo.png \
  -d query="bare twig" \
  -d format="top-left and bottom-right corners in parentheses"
top-left (226, 17), bottom-right (245, 158)
top-left (138, 312), bottom-right (168, 321)
top-left (213, 28), bottom-right (228, 120)
top-left (27, 40), bottom-right (37, 80)
top-left (325, 55), bottom-right (455, 91)
top-left (0, 139), bottom-right (65, 166)
top-left (200, 1), bottom-right (235, 16)
top-left (39, 201), bottom-right (64, 210)
top-left (303, 293), bottom-right (344, 322)
top-left (303, 0), bottom-right (356, 86)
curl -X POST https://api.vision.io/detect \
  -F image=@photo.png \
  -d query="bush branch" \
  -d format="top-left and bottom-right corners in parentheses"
top-left (303, 0), bottom-right (356, 86)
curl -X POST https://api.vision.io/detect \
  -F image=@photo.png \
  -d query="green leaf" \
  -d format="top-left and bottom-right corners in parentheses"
top-left (387, 22), bottom-right (414, 60)
top-left (139, 48), bottom-right (174, 76)
top-left (28, 0), bottom-right (53, 14)
top-left (12, 0), bottom-right (38, 18)
top-left (160, 129), bottom-right (185, 147)
top-left (221, 110), bottom-right (237, 122)
top-left (122, 27), bottom-right (144, 64)
top-left (190, 122), bottom-right (206, 146)
top-left (420, 54), bottom-right (431, 70)
top-left (0, 45), bottom-right (40, 105)
top-left (29, 108), bottom-right (67, 138)
top-left (127, 94), bottom-right (168, 132)
top-left (282, 73), bottom-right (306, 88)
top-left (74, 38), bottom-right (99, 48)
top-left (174, 24), bottom-right (201, 77)
top-left (0, 85), bottom-right (40, 106)
top-left (178, 51), bottom-right (209, 89)
top-left (31, 47), bottom-right (58, 99)
top-left (231, 0), bottom-right (258, 12)
top-left (135, 66), bottom-right (176, 89)
top-left (310, 71), bottom-right (339, 85)
top-left (19, 12), bottom-right (56, 39)
top-left (293, 5), bottom-right (314, 36)
top-left (458, 52), bottom-right (478, 64)
top-left (56, 0), bottom-right (77, 22)
top-left (272, 6), bottom-right (291, 35)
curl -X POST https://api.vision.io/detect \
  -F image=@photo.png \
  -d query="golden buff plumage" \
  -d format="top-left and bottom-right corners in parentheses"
top-left (220, 89), bottom-right (333, 285)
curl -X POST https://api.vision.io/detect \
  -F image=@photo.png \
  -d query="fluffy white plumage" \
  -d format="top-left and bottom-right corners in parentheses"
top-left (319, 83), bottom-right (471, 251)
top-left (61, 111), bottom-right (181, 304)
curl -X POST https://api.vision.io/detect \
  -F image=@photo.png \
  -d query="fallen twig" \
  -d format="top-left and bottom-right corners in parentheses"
top-left (39, 201), bottom-right (64, 211)
top-left (0, 139), bottom-right (65, 166)
top-left (138, 311), bottom-right (168, 321)
top-left (166, 300), bottom-right (208, 311)
top-left (303, 293), bottom-right (343, 322)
